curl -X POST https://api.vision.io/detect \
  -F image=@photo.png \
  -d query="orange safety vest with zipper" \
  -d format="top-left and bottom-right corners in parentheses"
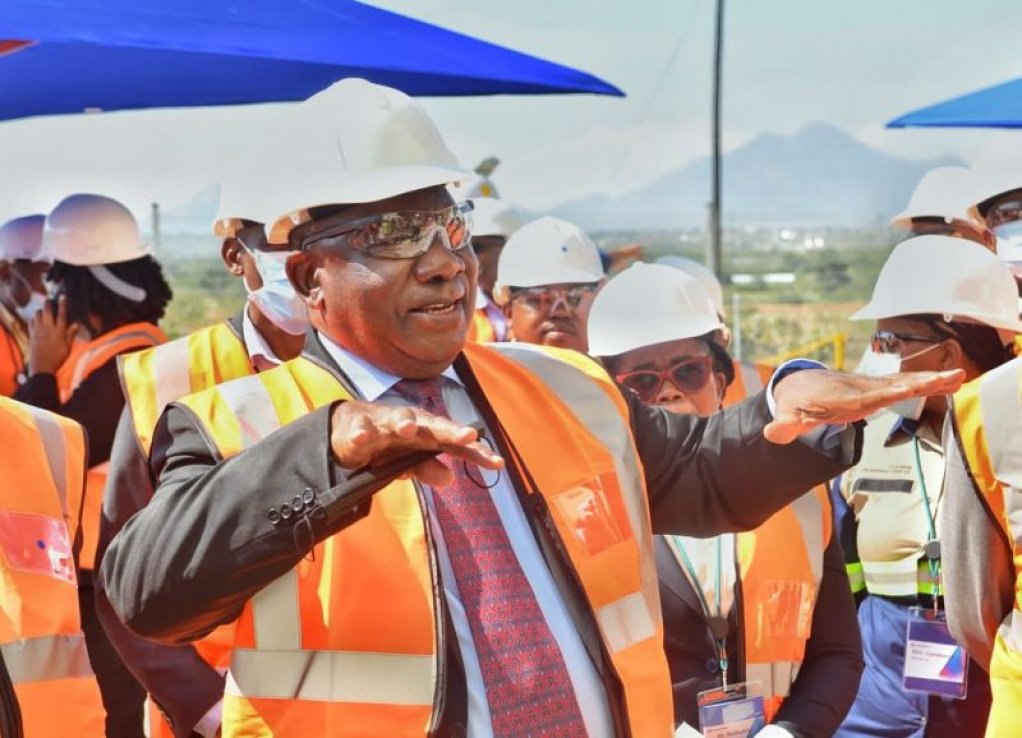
top-left (951, 358), bottom-right (1022, 738)
top-left (0, 397), bottom-right (105, 737)
top-left (722, 358), bottom-right (774, 409)
top-left (176, 341), bottom-right (673, 738)
top-left (118, 320), bottom-right (253, 738)
top-left (56, 321), bottom-right (167, 571)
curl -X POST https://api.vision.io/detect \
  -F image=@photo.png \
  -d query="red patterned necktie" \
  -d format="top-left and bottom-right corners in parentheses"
top-left (395, 377), bottom-right (588, 737)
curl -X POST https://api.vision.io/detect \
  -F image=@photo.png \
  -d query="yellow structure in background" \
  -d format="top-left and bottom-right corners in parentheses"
top-left (761, 332), bottom-right (847, 371)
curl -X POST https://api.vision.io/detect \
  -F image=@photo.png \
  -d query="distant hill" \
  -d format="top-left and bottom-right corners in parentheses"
top-left (550, 123), bottom-right (963, 231)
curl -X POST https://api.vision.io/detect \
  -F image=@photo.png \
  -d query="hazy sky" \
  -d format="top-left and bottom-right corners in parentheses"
top-left (3, 0), bottom-right (1022, 223)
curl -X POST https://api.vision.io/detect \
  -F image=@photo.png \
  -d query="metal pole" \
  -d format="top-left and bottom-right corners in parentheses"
top-left (732, 291), bottom-right (742, 361)
top-left (707, 0), bottom-right (725, 278)
top-left (151, 202), bottom-right (161, 251)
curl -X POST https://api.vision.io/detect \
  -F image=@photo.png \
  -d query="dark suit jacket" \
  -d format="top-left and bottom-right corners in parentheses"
top-left (93, 313), bottom-right (246, 738)
top-left (656, 532), bottom-right (863, 738)
top-left (100, 332), bottom-right (860, 737)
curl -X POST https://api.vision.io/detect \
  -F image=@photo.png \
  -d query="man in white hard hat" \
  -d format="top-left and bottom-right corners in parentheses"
top-left (102, 79), bottom-right (962, 738)
top-left (0, 215), bottom-right (49, 396)
top-left (892, 166), bottom-right (993, 248)
top-left (655, 254), bottom-right (774, 407)
top-left (834, 235), bottom-right (1020, 738)
top-left (13, 193), bottom-right (173, 738)
top-left (94, 161), bottom-right (308, 738)
top-left (465, 197), bottom-right (521, 343)
top-left (493, 216), bottom-right (605, 352)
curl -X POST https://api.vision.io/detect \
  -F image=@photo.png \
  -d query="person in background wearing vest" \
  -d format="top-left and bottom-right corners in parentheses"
top-left (588, 262), bottom-right (863, 738)
top-left (890, 166), bottom-right (994, 248)
top-left (493, 215), bottom-right (605, 352)
top-left (834, 236), bottom-right (1021, 738)
top-left (464, 197), bottom-right (521, 343)
top-left (655, 254), bottom-right (774, 407)
top-left (94, 164), bottom-right (307, 738)
top-left (0, 397), bottom-right (106, 736)
top-left (0, 215), bottom-right (49, 397)
top-left (941, 356), bottom-right (1022, 738)
top-left (100, 79), bottom-right (961, 738)
top-left (14, 193), bottom-right (172, 738)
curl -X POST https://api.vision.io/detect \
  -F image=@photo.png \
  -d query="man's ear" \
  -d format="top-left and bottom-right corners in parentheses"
top-left (286, 252), bottom-right (323, 308)
top-left (940, 339), bottom-right (964, 371)
top-left (220, 238), bottom-right (245, 276)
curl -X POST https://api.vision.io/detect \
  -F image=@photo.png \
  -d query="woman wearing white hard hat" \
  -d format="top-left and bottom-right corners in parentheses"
top-left (493, 216), bottom-right (606, 351)
top-left (13, 193), bottom-right (171, 738)
top-left (834, 235), bottom-right (1021, 738)
top-left (465, 197), bottom-right (521, 343)
top-left (589, 262), bottom-right (863, 738)
top-left (0, 214), bottom-right (49, 396)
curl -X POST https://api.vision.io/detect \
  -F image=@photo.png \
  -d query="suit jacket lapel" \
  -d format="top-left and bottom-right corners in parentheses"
top-left (299, 330), bottom-right (362, 400)
top-left (655, 535), bottom-right (706, 617)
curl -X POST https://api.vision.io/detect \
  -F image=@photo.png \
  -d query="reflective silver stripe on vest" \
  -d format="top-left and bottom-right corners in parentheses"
top-left (1, 633), bottom-right (93, 684)
top-left (23, 405), bottom-right (70, 522)
top-left (493, 343), bottom-right (659, 652)
top-left (153, 336), bottom-right (194, 423)
top-left (745, 661), bottom-right (800, 700)
top-left (252, 570), bottom-right (302, 651)
top-left (71, 330), bottom-right (161, 392)
top-left (859, 556), bottom-right (937, 597)
top-left (216, 374), bottom-right (282, 449)
top-left (225, 650), bottom-right (435, 705)
top-left (738, 362), bottom-right (764, 395)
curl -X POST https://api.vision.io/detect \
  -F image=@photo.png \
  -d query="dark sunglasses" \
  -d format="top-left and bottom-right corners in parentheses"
top-left (615, 355), bottom-right (714, 404)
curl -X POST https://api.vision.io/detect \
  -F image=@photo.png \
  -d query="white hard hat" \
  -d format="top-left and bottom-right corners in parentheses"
top-left (587, 262), bottom-right (724, 357)
top-left (471, 198), bottom-right (522, 239)
top-left (0, 215), bottom-right (47, 262)
top-left (655, 254), bottom-right (725, 318)
top-left (967, 165), bottom-right (1022, 222)
top-left (43, 194), bottom-right (150, 266)
top-left (891, 166), bottom-right (978, 229)
top-left (256, 78), bottom-right (469, 244)
top-left (850, 235), bottom-right (1022, 333)
top-left (214, 150), bottom-right (265, 238)
top-left (493, 217), bottom-right (605, 306)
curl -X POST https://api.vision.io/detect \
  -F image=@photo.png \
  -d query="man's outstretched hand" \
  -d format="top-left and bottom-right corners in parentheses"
top-left (764, 368), bottom-right (966, 445)
top-left (330, 401), bottom-right (505, 486)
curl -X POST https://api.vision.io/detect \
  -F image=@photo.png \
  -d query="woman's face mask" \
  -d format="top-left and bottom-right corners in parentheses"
top-left (858, 343), bottom-right (942, 420)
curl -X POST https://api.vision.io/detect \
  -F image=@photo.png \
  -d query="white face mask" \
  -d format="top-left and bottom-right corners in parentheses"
top-left (858, 343), bottom-right (942, 420)
top-left (994, 220), bottom-right (1022, 265)
top-left (243, 245), bottom-right (309, 337)
top-left (15, 291), bottom-right (46, 324)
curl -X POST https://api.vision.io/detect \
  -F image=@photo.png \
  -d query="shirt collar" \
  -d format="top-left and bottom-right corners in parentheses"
top-left (316, 331), bottom-right (461, 401)
top-left (241, 307), bottom-right (283, 368)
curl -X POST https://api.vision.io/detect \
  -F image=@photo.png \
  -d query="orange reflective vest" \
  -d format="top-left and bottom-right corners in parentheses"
top-left (57, 321), bottom-right (167, 570)
top-left (722, 358), bottom-right (773, 408)
top-left (467, 308), bottom-right (497, 343)
top-left (740, 486), bottom-right (831, 719)
top-left (176, 342), bottom-right (672, 737)
top-left (951, 358), bottom-right (1022, 738)
top-left (0, 304), bottom-right (27, 397)
top-left (118, 320), bottom-right (252, 738)
top-left (0, 398), bottom-right (105, 737)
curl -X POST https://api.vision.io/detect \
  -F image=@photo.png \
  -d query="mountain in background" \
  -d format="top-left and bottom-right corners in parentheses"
top-left (151, 123), bottom-right (963, 249)
top-left (549, 123), bottom-right (963, 231)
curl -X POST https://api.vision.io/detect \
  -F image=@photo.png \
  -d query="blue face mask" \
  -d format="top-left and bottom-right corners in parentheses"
top-left (243, 245), bottom-right (309, 337)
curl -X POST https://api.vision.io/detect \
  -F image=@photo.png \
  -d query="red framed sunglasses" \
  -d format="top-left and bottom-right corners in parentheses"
top-left (615, 355), bottom-right (714, 403)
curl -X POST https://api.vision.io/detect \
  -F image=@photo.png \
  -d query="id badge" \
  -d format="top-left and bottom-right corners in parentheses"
top-left (697, 681), bottom-right (766, 738)
top-left (903, 606), bottom-right (968, 699)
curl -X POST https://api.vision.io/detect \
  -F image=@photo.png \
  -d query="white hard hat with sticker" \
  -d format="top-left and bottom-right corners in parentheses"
top-left (850, 235), bottom-right (1022, 333)
top-left (0, 215), bottom-right (48, 262)
top-left (655, 254), bottom-right (725, 318)
top-left (493, 217), bottom-right (604, 306)
top-left (587, 262), bottom-right (724, 357)
top-left (891, 166), bottom-right (978, 229)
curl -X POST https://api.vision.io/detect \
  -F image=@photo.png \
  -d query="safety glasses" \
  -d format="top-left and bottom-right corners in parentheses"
top-left (615, 355), bottom-right (713, 403)
top-left (870, 330), bottom-right (946, 355)
top-left (508, 284), bottom-right (598, 313)
top-left (292, 201), bottom-right (474, 259)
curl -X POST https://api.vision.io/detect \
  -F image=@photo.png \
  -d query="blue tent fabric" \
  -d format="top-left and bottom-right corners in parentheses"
top-left (0, 0), bottom-right (623, 121)
top-left (887, 77), bottom-right (1022, 129)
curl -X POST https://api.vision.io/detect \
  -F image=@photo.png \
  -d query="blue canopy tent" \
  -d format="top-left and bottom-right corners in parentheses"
top-left (0, 0), bottom-right (622, 121)
top-left (887, 77), bottom-right (1022, 129)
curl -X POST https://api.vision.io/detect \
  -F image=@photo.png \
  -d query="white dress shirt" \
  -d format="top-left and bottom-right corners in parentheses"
top-left (241, 306), bottom-right (284, 370)
top-left (318, 333), bottom-right (613, 738)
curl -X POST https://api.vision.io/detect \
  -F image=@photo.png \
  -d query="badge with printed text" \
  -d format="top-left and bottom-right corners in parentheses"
top-left (697, 681), bottom-right (766, 738)
top-left (903, 607), bottom-right (968, 699)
